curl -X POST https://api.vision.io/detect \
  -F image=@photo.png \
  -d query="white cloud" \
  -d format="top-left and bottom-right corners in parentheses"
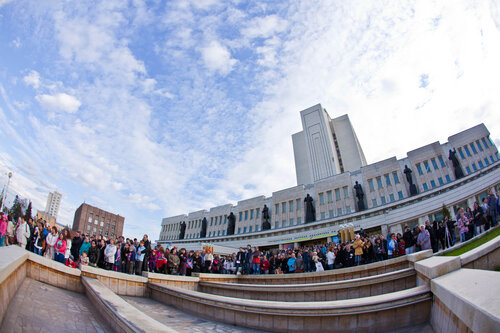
top-left (11, 37), bottom-right (21, 48)
top-left (36, 93), bottom-right (81, 113)
top-left (0, 0), bottom-right (14, 9)
top-left (242, 14), bottom-right (288, 39)
top-left (200, 41), bottom-right (237, 75)
top-left (23, 70), bottom-right (41, 89)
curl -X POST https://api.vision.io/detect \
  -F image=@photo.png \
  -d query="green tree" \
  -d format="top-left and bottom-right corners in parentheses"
top-left (442, 204), bottom-right (451, 219)
top-left (10, 195), bottom-right (23, 222)
top-left (24, 201), bottom-right (32, 221)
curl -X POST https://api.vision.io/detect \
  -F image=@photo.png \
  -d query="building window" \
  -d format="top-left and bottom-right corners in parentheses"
top-left (368, 179), bottom-right (374, 191)
top-left (239, 212), bottom-right (242, 221)
top-left (223, 230), bottom-right (226, 235)
top-left (381, 196), bottom-right (386, 205)
top-left (389, 194), bottom-right (395, 202)
top-left (296, 199), bottom-right (301, 210)
top-left (376, 177), bottom-right (383, 189)
top-left (243, 227), bottom-right (247, 233)
top-left (422, 183), bottom-right (428, 191)
top-left (297, 217), bottom-right (302, 224)
top-left (431, 158), bottom-right (439, 170)
top-left (93, 227), bottom-right (96, 232)
top-left (398, 191), bottom-right (404, 200)
top-left (445, 175), bottom-right (451, 182)
top-left (237, 228), bottom-right (241, 234)
top-left (372, 199), bottom-right (377, 207)
top-left (88, 217), bottom-right (92, 223)
top-left (464, 145), bottom-right (471, 157)
top-left (478, 161), bottom-right (484, 168)
top-left (482, 138), bottom-right (488, 148)
top-left (393, 172), bottom-right (400, 184)
top-left (100, 221), bottom-right (104, 227)
top-left (385, 174), bottom-right (391, 186)
top-left (289, 200), bottom-right (294, 211)
top-left (423, 161), bottom-right (431, 173)
top-left (476, 140), bottom-right (483, 151)
top-left (256, 209), bottom-right (260, 219)
top-left (319, 193), bottom-right (324, 205)
top-left (329, 210), bottom-right (334, 218)
top-left (282, 202), bottom-right (287, 213)
top-left (275, 204), bottom-right (279, 214)
top-left (438, 177), bottom-right (444, 185)
top-left (484, 158), bottom-right (489, 166)
top-left (249, 226), bottom-right (253, 232)
top-left (472, 163), bottom-right (477, 171)
top-left (346, 206), bottom-right (351, 213)
top-left (470, 143), bottom-right (478, 154)
top-left (335, 189), bottom-right (341, 200)
top-left (275, 222), bottom-right (279, 229)
top-left (343, 187), bottom-right (349, 198)
top-left (224, 215), bottom-right (227, 224)
top-left (438, 155), bottom-right (446, 167)
top-left (245, 211), bottom-right (248, 220)
top-left (327, 191), bottom-right (333, 202)
top-left (99, 229), bottom-right (103, 235)
top-left (282, 220), bottom-right (287, 227)
top-left (106, 223), bottom-right (109, 229)
top-left (105, 231), bottom-right (108, 236)
top-left (337, 208), bottom-right (342, 216)
top-left (218, 230), bottom-right (221, 236)
top-left (87, 225), bottom-right (91, 231)
top-left (255, 225), bottom-right (259, 231)
top-left (458, 148), bottom-right (465, 159)
top-left (466, 166), bottom-right (471, 174)
top-left (321, 212), bottom-right (325, 219)
top-left (249, 210), bottom-right (253, 220)
top-left (416, 163), bottom-right (423, 175)
top-left (94, 219), bottom-right (98, 225)
top-left (430, 180), bottom-right (436, 188)
top-left (290, 218), bottom-right (294, 225)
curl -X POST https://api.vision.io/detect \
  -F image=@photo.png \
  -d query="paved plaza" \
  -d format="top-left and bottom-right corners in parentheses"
top-left (122, 295), bottom-right (269, 333)
top-left (1, 278), bottom-right (112, 333)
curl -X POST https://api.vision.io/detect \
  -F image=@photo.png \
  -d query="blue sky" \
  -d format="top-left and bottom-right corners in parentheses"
top-left (1, 0), bottom-right (499, 240)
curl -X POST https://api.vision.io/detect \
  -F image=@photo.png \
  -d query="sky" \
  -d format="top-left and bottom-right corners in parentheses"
top-left (0, 0), bottom-right (499, 240)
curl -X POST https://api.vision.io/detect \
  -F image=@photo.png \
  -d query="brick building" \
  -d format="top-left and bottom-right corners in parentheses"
top-left (72, 203), bottom-right (125, 238)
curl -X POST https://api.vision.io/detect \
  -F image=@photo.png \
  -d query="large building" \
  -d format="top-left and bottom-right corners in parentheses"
top-left (45, 191), bottom-right (62, 218)
top-left (36, 210), bottom-right (56, 228)
top-left (157, 104), bottom-right (500, 251)
top-left (72, 203), bottom-right (125, 238)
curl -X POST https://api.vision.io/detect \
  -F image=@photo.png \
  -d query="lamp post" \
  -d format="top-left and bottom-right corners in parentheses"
top-left (2, 172), bottom-right (12, 211)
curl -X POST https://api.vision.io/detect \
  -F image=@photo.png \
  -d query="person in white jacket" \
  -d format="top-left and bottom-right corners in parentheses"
top-left (15, 218), bottom-right (30, 249)
top-left (104, 239), bottom-right (117, 270)
top-left (62, 229), bottom-right (72, 260)
top-left (45, 227), bottom-right (58, 260)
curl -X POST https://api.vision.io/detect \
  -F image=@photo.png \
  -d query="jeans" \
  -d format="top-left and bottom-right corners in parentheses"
top-left (135, 260), bottom-right (143, 276)
top-left (34, 247), bottom-right (43, 255)
top-left (0, 235), bottom-right (5, 247)
top-left (55, 252), bottom-right (65, 264)
top-left (355, 255), bottom-right (362, 265)
top-left (252, 263), bottom-right (260, 274)
top-left (328, 264), bottom-right (334, 270)
top-left (405, 246), bottom-right (414, 254)
top-left (460, 232), bottom-right (467, 243)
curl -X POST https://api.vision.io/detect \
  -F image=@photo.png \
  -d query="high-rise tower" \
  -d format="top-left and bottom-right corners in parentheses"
top-left (45, 191), bottom-right (62, 219)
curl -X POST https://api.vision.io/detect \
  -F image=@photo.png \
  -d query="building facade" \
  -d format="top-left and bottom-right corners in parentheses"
top-left (157, 105), bottom-right (500, 251)
top-left (36, 210), bottom-right (56, 228)
top-left (45, 191), bottom-right (62, 218)
top-left (72, 203), bottom-right (125, 238)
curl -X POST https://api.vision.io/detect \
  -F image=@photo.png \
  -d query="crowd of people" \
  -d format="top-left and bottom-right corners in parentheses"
top-left (0, 189), bottom-right (498, 276)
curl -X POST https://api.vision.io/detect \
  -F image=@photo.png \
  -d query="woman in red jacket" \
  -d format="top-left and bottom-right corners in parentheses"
top-left (54, 232), bottom-right (66, 264)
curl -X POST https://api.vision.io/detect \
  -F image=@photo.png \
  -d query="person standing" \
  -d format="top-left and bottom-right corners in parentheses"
top-left (252, 247), bottom-right (261, 274)
top-left (71, 231), bottom-right (83, 262)
top-left (417, 225), bottom-right (432, 250)
top-left (104, 239), bottom-right (117, 270)
top-left (473, 202), bottom-right (485, 236)
top-left (15, 218), bottom-right (30, 249)
top-left (287, 253), bottom-right (296, 273)
top-left (487, 189), bottom-right (498, 227)
top-left (54, 232), bottom-right (67, 264)
top-left (0, 214), bottom-right (7, 246)
top-left (353, 235), bottom-right (364, 265)
top-left (457, 208), bottom-right (470, 243)
top-left (402, 226), bottom-right (415, 254)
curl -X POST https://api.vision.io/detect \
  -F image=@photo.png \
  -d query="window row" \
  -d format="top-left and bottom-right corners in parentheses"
top-left (275, 198), bottom-right (302, 215)
top-left (368, 171), bottom-right (401, 191)
top-left (457, 137), bottom-right (493, 160)
top-left (415, 155), bottom-right (447, 176)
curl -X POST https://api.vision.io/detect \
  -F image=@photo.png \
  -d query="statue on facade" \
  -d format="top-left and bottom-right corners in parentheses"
top-left (304, 194), bottom-right (316, 223)
top-left (178, 221), bottom-right (186, 240)
top-left (353, 181), bottom-right (365, 211)
top-left (448, 149), bottom-right (465, 179)
top-left (262, 204), bottom-right (271, 230)
top-left (404, 165), bottom-right (418, 196)
top-left (227, 212), bottom-right (236, 235)
top-left (200, 217), bottom-right (207, 238)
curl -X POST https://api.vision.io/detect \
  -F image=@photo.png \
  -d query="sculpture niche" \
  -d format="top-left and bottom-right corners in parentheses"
top-left (178, 221), bottom-right (186, 240)
top-left (304, 194), bottom-right (316, 223)
top-left (448, 149), bottom-right (465, 180)
top-left (226, 212), bottom-right (236, 236)
top-left (353, 181), bottom-right (365, 211)
top-left (404, 165), bottom-right (418, 196)
top-left (261, 204), bottom-right (271, 230)
top-left (200, 217), bottom-right (207, 238)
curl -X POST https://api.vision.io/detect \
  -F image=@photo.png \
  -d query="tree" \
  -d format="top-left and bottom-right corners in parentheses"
top-left (24, 201), bottom-right (32, 221)
top-left (442, 204), bottom-right (451, 219)
top-left (10, 195), bottom-right (23, 222)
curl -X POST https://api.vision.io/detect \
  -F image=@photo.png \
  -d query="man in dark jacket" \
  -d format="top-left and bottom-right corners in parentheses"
top-left (245, 245), bottom-right (252, 274)
top-left (235, 247), bottom-right (245, 274)
top-left (402, 226), bottom-right (415, 254)
top-left (71, 231), bottom-right (83, 261)
top-left (142, 235), bottom-right (152, 271)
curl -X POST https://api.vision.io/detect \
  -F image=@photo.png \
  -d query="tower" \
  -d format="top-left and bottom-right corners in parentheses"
top-left (45, 191), bottom-right (62, 219)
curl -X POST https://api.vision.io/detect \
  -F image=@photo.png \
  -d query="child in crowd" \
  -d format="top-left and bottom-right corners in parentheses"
top-left (80, 251), bottom-right (89, 266)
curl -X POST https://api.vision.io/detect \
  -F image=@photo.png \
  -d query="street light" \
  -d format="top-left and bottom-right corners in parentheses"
top-left (2, 172), bottom-right (12, 211)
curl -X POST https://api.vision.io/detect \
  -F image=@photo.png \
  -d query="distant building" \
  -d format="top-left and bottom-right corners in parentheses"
top-left (45, 191), bottom-right (62, 219)
top-left (36, 210), bottom-right (56, 228)
top-left (72, 203), bottom-right (125, 238)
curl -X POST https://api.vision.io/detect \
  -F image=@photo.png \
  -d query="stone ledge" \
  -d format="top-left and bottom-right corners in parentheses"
top-left (406, 250), bottom-right (433, 263)
top-left (431, 269), bottom-right (500, 333)
top-left (81, 265), bottom-right (147, 283)
top-left (414, 256), bottom-right (461, 280)
top-left (199, 268), bottom-right (415, 292)
top-left (0, 246), bottom-right (29, 285)
top-left (459, 235), bottom-right (500, 266)
top-left (82, 277), bottom-right (177, 333)
top-left (149, 282), bottom-right (431, 315)
top-left (142, 271), bottom-right (199, 282)
top-left (27, 252), bottom-right (81, 277)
